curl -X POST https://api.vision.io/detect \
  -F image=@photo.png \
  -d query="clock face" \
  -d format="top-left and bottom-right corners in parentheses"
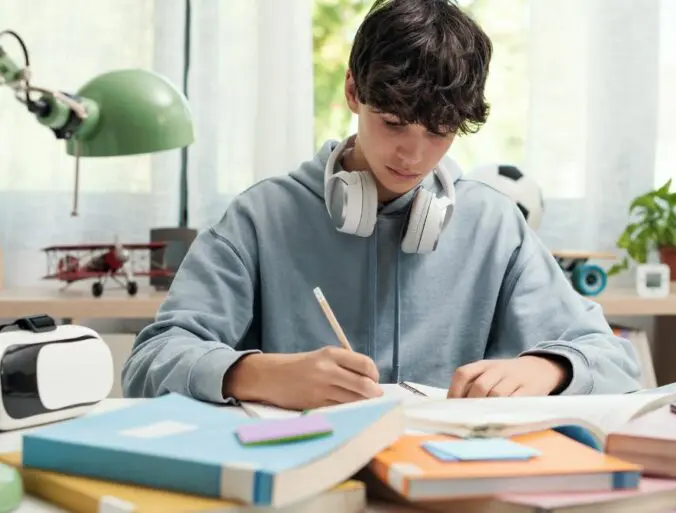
top-left (646, 272), bottom-right (663, 288)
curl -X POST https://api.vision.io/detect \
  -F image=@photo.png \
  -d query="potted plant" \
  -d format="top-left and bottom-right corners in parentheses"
top-left (608, 179), bottom-right (676, 278)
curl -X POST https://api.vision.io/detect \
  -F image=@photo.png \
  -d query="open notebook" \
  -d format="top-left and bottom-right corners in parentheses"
top-left (402, 390), bottom-right (676, 450)
top-left (240, 382), bottom-right (446, 419)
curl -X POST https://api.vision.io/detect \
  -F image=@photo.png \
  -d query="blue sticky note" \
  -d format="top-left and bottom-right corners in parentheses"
top-left (422, 444), bottom-right (459, 461)
top-left (422, 438), bottom-right (541, 461)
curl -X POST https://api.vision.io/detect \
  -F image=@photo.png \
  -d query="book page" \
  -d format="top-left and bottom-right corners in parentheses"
top-left (404, 391), bottom-right (676, 437)
top-left (408, 383), bottom-right (448, 399)
top-left (241, 383), bottom-right (445, 419)
top-left (381, 384), bottom-right (423, 401)
top-left (240, 402), bottom-right (302, 419)
top-left (380, 383), bottom-right (447, 405)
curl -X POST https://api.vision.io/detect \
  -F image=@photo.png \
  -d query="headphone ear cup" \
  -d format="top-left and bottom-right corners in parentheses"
top-left (401, 189), bottom-right (432, 254)
top-left (356, 171), bottom-right (378, 237)
top-left (417, 196), bottom-right (445, 253)
top-left (401, 190), bottom-right (446, 254)
top-left (327, 171), bottom-right (378, 236)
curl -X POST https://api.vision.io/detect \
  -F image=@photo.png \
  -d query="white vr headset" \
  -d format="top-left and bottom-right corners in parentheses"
top-left (0, 315), bottom-right (113, 431)
top-left (323, 135), bottom-right (457, 253)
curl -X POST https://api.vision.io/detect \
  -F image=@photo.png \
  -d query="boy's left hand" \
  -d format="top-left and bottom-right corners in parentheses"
top-left (447, 356), bottom-right (569, 398)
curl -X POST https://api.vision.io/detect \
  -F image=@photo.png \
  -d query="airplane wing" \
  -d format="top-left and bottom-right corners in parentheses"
top-left (122, 242), bottom-right (167, 250)
top-left (132, 269), bottom-right (175, 277)
top-left (42, 242), bottom-right (168, 252)
top-left (43, 271), bottom-right (109, 280)
top-left (43, 269), bottom-right (174, 280)
top-left (43, 243), bottom-right (114, 252)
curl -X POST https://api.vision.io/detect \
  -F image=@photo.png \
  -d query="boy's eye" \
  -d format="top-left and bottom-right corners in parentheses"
top-left (383, 117), bottom-right (405, 127)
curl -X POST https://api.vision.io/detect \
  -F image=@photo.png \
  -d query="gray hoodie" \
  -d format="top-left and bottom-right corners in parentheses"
top-left (121, 139), bottom-right (642, 402)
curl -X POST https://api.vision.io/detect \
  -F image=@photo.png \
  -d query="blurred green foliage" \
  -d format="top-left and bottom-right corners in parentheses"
top-left (312, 0), bottom-right (371, 148)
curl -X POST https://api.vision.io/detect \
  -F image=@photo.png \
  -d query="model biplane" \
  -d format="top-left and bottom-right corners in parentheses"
top-left (42, 241), bottom-right (174, 297)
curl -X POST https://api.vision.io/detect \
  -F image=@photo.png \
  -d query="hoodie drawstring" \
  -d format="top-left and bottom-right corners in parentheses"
top-left (392, 247), bottom-right (401, 383)
top-left (369, 221), bottom-right (378, 364)
top-left (391, 217), bottom-right (408, 383)
top-left (372, 215), bottom-right (402, 384)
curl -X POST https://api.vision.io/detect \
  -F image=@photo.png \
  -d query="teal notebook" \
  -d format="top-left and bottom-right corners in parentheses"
top-left (21, 394), bottom-right (404, 507)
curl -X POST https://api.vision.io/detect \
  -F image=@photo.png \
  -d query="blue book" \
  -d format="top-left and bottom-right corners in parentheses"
top-left (21, 394), bottom-right (404, 507)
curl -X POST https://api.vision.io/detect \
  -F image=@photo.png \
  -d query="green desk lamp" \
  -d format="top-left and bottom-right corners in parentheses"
top-left (0, 29), bottom-right (194, 215)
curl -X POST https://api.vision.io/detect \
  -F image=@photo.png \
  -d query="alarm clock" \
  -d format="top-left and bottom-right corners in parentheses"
top-left (0, 315), bottom-right (114, 431)
top-left (636, 263), bottom-right (670, 298)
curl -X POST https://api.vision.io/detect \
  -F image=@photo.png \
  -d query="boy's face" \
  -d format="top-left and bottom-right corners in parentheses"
top-left (344, 71), bottom-right (456, 202)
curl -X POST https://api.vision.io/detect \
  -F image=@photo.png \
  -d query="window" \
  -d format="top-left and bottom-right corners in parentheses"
top-left (311, 0), bottom-right (529, 174)
top-left (655, 0), bottom-right (676, 189)
top-left (312, 0), bottom-right (371, 149)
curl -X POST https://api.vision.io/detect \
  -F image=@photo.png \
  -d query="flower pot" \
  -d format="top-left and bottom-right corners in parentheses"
top-left (659, 246), bottom-right (676, 280)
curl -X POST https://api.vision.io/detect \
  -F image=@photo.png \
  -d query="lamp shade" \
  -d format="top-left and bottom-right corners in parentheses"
top-left (65, 69), bottom-right (194, 157)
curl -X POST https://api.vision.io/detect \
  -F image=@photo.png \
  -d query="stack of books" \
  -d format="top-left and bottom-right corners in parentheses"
top-left (11, 393), bottom-right (406, 512)
top-left (9, 386), bottom-right (676, 512)
top-left (362, 388), bottom-right (676, 512)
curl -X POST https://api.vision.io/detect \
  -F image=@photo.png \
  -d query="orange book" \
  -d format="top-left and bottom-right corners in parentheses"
top-left (368, 430), bottom-right (641, 502)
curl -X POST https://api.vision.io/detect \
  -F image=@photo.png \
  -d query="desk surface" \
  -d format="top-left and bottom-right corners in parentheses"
top-left (0, 287), bottom-right (166, 320)
top-left (0, 399), bottom-right (416, 513)
top-left (1, 285), bottom-right (676, 319)
top-left (595, 286), bottom-right (676, 316)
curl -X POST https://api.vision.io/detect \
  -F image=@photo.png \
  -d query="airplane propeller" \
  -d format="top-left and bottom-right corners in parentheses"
top-left (113, 235), bottom-right (134, 282)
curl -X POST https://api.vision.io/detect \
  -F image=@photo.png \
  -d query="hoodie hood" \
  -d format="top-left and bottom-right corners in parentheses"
top-left (289, 137), bottom-right (464, 216)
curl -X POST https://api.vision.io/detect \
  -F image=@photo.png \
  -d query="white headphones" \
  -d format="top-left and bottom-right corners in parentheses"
top-left (324, 136), bottom-right (456, 254)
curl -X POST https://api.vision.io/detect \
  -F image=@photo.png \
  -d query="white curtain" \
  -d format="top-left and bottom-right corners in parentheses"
top-left (184, 0), bottom-right (314, 228)
top-left (0, 0), bottom-right (313, 289)
top-left (527, 0), bottom-right (676, 260)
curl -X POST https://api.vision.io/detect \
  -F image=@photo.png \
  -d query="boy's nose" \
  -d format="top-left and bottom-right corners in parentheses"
top-left (396, 142), bottom-right (424, 167)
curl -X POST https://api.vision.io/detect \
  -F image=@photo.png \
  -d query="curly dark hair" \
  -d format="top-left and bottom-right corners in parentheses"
top-left (348, 0), bottom-right (493, 136)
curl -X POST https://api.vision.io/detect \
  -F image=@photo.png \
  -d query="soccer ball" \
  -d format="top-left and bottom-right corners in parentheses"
top-left (468, 163), bottom-right (544, 231)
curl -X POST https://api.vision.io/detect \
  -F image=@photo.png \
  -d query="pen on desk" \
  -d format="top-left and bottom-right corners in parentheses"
top-left (313, 286), bottom-right (353, 351)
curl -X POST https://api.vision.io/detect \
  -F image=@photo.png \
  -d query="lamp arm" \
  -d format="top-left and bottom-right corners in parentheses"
top-left (0, 30), bottom-right (102, 217)
top-left (0, 31), bottom-right (99, 141)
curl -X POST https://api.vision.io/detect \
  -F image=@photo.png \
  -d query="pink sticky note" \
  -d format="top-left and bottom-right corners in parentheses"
top-left (236, 415), bottom-right (333, 445)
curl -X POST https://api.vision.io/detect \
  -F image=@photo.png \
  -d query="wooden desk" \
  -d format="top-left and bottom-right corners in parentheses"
top-left (595, 286), bottom-right (676, 387)
top-left (0, 284), bottom-right (674, 386)
top-left (0, 287), bottom-right (166, 323)
top-left (596, 285), bottom-right (676, 316)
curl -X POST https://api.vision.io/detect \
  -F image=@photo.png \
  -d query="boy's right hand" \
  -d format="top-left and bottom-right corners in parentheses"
top-left (223, 347), bottom-right (383, 410)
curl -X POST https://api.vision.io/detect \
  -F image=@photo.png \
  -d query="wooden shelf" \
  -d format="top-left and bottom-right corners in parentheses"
top-left (2, 282), bottom-right (676, 322)
top-left (595, 285), bottom-right (676, 316)
top-left (0, 287), bottom-right (167, 320)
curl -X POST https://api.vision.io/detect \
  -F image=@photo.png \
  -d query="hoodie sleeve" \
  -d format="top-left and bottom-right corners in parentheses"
top-left (121, 220), bottom-right (261, 404)
top-left (487, 222), bottom-right (642, 395)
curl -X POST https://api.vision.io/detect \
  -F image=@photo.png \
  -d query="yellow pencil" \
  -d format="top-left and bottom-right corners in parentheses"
top-left (313, 286), bottom-right (353, 351)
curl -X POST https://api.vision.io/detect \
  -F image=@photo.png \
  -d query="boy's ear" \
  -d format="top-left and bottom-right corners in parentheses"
top-left (344, 69), bottom-right (359, 114)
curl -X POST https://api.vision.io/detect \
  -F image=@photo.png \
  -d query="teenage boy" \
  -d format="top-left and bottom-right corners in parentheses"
top-left (122, 0), bottom-right (641, 409)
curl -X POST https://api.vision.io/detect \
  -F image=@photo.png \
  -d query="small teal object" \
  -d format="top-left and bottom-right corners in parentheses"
top-left (0, 463), bottom-right (22, 512)
top-left (571, 264), bottom-right (607, 296)
top-left (554, 425), bottom-right (602, 451)
top-left (422, 438), bottom-right (541, 461)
